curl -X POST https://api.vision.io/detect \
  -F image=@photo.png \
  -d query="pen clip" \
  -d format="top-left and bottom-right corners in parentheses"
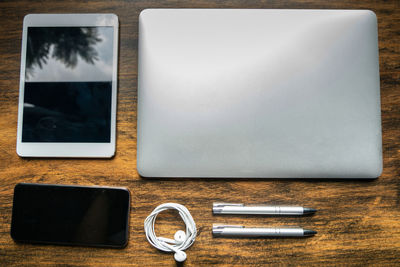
top-left (213, 203), bottom-right (244, 214)
top-left (212, 224), bottom-right (244, 236)
top-left (213, 203), bottom-right (244, 207)
top-left (212, 224), bottom-right (244, 229)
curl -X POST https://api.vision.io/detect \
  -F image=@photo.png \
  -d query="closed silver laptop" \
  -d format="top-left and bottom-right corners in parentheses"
top-left (137, 9), bottom-right (382, 178)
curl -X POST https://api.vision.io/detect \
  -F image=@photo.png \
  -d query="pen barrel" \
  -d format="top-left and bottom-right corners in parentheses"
top-left (213, 206), bottom-right (304, 215)
top-left (213, 227), bottom-right (304, 237)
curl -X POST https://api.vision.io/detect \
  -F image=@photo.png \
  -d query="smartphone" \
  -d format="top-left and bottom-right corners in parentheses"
top-left (11, 183), bottom-right (130, 248)
top-left (16, 14), bottom-right (119, 157)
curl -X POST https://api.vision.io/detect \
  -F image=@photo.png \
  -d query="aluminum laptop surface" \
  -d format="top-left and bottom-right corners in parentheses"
top-left (137, 9), bottom-right (382, 178)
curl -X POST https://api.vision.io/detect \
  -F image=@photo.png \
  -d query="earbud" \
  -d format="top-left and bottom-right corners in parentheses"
top-left (159, 231), bottom-right (187, 262)
top-left (157, 238), bottom-right (187, 262)
top-left (174, 230), bottom-right (186, 243)
top-left (174, 250), bottom-right (187, 262)
top-left (157, 230), bottom-right (187, 245)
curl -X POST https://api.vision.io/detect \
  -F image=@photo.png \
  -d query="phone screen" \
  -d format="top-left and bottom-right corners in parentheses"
top-left (11, 183), bottom-right (130, 248)
top-left (22, 26), bottom-right (114, 143)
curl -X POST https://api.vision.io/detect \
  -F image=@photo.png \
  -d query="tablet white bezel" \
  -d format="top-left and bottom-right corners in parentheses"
top-left (16, 14), bottom-right (118, 158)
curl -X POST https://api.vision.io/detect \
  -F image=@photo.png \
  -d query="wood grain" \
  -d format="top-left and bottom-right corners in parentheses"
top-left (0, 0), bottom-right (399, 266)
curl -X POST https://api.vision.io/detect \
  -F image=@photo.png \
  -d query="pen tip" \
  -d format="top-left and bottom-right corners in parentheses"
top-left (303, 208), bottom-right (317, 214)
top-left (303, 229), bottom-right (317, 236)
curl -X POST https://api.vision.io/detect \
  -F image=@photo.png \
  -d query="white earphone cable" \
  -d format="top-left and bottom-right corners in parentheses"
top-left (144, 203), bottom-right (197, 262)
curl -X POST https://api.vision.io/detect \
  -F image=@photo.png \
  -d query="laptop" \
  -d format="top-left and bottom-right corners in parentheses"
top-left (137, 9), bottom-right (382, 178)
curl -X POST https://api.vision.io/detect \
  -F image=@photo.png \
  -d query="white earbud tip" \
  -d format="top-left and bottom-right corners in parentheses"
top-left (174, 230), bottom-right (186, 243)
top-left (174, 251), bottom-right (187, 262)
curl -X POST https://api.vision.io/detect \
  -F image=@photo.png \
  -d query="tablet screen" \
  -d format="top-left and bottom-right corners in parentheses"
top-left (22, 26), bottom-right (114, 143)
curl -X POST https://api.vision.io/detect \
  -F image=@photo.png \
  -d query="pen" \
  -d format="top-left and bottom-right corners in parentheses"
top-left (212, 203), bottom-right (317, 215)
top-left (212, 225), bottom-right (317, 237)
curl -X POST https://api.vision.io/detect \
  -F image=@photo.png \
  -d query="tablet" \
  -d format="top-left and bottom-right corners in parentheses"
top-left (17, 14), bottom-right (118, 157)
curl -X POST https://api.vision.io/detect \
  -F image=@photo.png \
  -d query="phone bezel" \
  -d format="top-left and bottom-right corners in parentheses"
top-left (11, 183), bottom-right (130, 248)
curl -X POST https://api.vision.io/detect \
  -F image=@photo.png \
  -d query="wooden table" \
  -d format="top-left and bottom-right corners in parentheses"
top-left (1, 0), bottom-right (399, 266)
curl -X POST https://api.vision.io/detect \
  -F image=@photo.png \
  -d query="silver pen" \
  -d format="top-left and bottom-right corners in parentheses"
top-left (213, 203), bottom-right (317, 215)
top-left (212, 225), bottom-right (317, 237)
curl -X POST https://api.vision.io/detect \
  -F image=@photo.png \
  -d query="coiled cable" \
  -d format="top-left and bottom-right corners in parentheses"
top-left (144, 203), bottom-right (197, 262)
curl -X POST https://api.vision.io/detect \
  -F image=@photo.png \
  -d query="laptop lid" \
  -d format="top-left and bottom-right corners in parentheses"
top-left (137, 9), bottom-right (382, 178)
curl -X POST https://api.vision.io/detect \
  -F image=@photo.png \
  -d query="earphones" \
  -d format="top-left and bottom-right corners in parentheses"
top-left (144, 203), bottom-right (197, 262)
top-left (156, 230), bottom-right (188, 261)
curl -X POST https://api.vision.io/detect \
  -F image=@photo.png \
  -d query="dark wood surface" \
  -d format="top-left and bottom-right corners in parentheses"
top-left (0, 0), bottom-right (399, 266)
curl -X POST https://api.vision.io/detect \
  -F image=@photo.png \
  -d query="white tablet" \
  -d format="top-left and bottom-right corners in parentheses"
top-left (16, 14), bottom-right (118, 157)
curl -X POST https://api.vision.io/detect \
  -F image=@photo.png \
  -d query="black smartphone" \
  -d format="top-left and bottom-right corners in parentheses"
top-left (11, 183), bottom-right (130, 248)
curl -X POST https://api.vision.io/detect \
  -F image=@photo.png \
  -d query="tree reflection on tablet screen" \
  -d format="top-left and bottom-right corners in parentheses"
top-left (26, 27), bottom-right (101, 79)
